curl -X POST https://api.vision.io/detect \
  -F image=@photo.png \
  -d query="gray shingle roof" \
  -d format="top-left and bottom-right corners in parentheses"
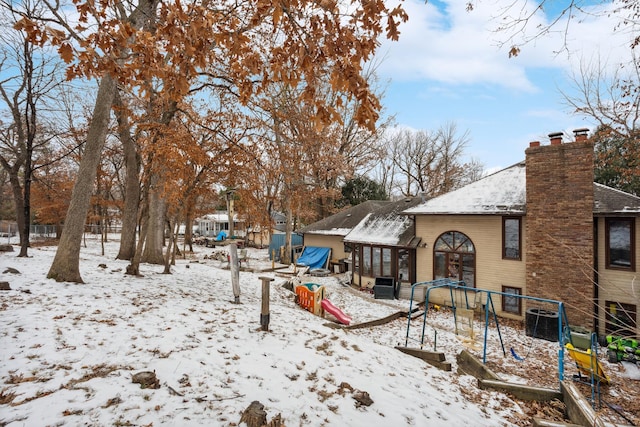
top-left (298, 200), bottom-right (390, 236)
top-left (299, 197), bottom-right (425, 247)
top-left (593, 183), bottom-right (640, 214)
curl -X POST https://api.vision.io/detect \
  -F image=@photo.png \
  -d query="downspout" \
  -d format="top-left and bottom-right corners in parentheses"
top-left (356, 245), bottom-right (361, 288)
top-left (593, 218), bottom-right (600, 336)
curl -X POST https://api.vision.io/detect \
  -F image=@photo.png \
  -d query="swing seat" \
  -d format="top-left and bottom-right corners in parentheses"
top-left (565, 343), bottom-right (611, 384)
top-left (510, 347), bottom-right (526, 361)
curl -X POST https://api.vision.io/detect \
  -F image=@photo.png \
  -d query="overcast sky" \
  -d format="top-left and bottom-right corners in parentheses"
top-left (374, 0), bottom-right (635, 172)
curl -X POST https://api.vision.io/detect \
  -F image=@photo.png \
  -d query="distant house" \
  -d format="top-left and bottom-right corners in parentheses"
top-left (195, 212), bottom-right (245, 238)
top-left (246, 211), bottom-right (292, 248)
top-left (300, 129), bottom-right (640, 338)
top-left (272, 211), bottom-right (288, 233)
top-left (404, 129), bottom-right (640, 337)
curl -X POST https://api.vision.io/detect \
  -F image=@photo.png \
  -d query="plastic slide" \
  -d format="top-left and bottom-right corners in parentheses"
top-left (321, 299), bottom-right (352, 325)
top-left (565, 343), bottom-right (611, 384)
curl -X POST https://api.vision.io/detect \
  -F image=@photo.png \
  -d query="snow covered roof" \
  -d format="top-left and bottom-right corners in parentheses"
top-left (299, 198), bottom-right (423, 247)
top-left (343, 197), bottom-right (424, 247)
top-left (197, 212), bottom-right (243, 222)
top-left (199, 213), bottom-right (229, 221)
top-left (298, 200), bottom-right (390, 236)
top-left (343, 213), bottom-right (418, 246)
top-left (403, 162), bottom-right (527, 215)
top-left (306, 228), bottom-right (353, 236)
top-left (403, 161), bottom-right (640, 216)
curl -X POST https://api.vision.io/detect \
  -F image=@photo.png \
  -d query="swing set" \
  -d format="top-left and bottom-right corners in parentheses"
top-left (404, 279), bottom-right (575, 385)
top-left (511, 311), bottom-right (542, 361)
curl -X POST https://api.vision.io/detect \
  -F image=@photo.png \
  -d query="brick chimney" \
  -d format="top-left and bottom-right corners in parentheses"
top-left (525, 130), bottom-right (594, 328)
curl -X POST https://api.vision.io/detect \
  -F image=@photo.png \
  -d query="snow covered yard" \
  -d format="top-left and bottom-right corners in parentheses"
top-left (0, 236), bottom-right (638, 426)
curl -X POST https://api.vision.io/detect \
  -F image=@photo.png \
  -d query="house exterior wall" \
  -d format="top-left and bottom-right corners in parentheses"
top-left (414, 215), bottom-right (527, 318)
top-left (302, 234), bottom-right (347, 260)
top-left (595, 216), bottom-right (640, 337)
top-left (353, 272), bottom-right (374, 289)
top-left (525, 138), bottom-right (594, 329)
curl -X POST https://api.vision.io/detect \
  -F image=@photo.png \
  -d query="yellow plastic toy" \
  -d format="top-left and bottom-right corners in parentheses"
top-left (565, 343), bottom-right (611, 384)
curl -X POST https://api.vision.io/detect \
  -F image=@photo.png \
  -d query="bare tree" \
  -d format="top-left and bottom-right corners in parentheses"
top-left (562, 54), bottom-right (640, 136)
top-left (0, 0), bottom-right (65, 257)
top-left (389, 129), bottom-right (438, 197)
top-left (560, 53), bottom-right (640, 195)
top-left (485, 0), bottom-right (640, 57)
top-left (385, 123), bottom-right (479, 197)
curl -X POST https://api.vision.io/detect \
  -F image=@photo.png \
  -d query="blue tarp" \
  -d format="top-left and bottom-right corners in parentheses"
top-left (215, 230), bottom-right (227, 241)
top-left (296, 246), bottom-right (331, 270)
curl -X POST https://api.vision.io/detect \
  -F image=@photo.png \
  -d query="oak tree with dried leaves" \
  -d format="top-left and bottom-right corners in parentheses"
top-left (16, 0), bottom-right (407, 282)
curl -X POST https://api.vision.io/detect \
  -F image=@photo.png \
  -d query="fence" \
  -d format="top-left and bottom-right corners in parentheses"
top-left (0, 224), bottom-right (58, 244)
top-left (0, 222), bottom-right (18, 244)
top-left (0, 224), bottom-right (129, 244)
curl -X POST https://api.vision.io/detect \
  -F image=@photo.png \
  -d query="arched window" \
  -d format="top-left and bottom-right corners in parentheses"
top-left (433, 231), bottom-right (475, 287)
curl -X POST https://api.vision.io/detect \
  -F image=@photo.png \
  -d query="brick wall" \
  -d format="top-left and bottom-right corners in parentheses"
top-left (525, 133), bottom-right (594, 328)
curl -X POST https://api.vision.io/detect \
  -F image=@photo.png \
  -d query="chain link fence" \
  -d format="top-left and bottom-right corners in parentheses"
top-left (0, 224), bottom-right (116, 244)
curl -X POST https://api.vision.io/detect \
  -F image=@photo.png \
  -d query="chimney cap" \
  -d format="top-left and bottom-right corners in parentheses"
top-left (573, 128), bottom-right (589, 135)
top-left (548, 132), bottom-right (563, 145)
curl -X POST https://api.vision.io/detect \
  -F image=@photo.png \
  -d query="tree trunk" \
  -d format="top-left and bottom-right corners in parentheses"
top-left (141, 176), bottom-right (166, 265)
top-left (47, 74), bottom-right (116, 283)
top-left (20, 63), bottom-right (37, 258)
top-left (184, 207), bottom-right (194, 253)
top-left (115, 90), bottom-right (140, 261)
top-left (283, 201), bottom-right (293, 265)
top-left (5, 165), bottom-right (26, 249)
top-left (162, 219), bottom-right (174, 274)
top-left (126, 214), bottom-right (147, 276)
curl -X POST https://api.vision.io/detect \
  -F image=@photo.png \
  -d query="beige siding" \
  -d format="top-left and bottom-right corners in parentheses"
top-left (302, 234), bottom-right (347, 261)
top-left (352, 273), bottom-right (377, 289)
top-left (247, 229), bottom-right (270, 247)
top-left (595, 217), bottom-right (640, 337)
top-left (415, 215), bottom-right (527, 318)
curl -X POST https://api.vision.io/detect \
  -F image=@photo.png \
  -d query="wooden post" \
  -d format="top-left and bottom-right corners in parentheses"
top-left (259, 276), bottom-right (274, 331)
top-left (229, 243), bottom-right (240, 303)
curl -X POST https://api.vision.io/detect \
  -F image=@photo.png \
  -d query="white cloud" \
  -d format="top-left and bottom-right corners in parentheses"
top-left (376, 0), bottom-right (634, 92)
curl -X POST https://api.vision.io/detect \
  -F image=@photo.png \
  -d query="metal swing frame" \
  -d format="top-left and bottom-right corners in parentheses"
top-left (404, 279), bottom-right (573, 388)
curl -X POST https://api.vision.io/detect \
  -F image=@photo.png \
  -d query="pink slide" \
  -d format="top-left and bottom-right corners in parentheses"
top-left (321, 299), bottom-right (352, 325)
